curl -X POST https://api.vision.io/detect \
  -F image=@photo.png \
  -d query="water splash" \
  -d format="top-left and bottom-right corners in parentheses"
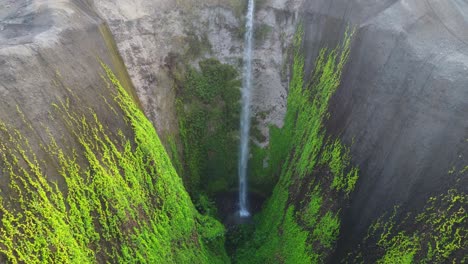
top-left (239, 0), bottom-right (255, 218)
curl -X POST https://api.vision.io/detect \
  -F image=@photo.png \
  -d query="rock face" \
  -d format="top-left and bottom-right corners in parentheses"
top-left (0, 0), bottom-right (138, 182)
top-left (0, 2), bottom-right (229, 263)
top-left (93, 0), bottom-right (303, 144)
top-left (1, 0), bottom-right (467, 261)
top-left (298, 0), bottom-right (468, 255)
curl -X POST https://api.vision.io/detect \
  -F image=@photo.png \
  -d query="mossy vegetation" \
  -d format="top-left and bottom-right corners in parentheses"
top-left (345, 189), bottom-right (467, 263)
top-left (234, 23), bottom-right (466, 264)
top-left (2, 14), bottom-right (464, 264)
top-left (175, 58), bottom-right (241, 195)
top-left (233, 25), bottom-right (358, 263)
top-left (0, 63), bottom-right (229, 263)
top-left (319, 140), bottom-right (359, 196)
top-left (247, 144), bottom-right (272, 194)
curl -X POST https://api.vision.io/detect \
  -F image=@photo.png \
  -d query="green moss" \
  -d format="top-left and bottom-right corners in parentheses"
top-left (175, 58), bottom-right (241, 195)
top-left (300, 186), bottom-right (322, 228)
top-left (195, 193), bottom-right (218, 217)
top-left (235, 25), bottom-right (357, 263)
top-left (320, 139), bottom-right (359, 195)
top-left (347, 189), bottom-right (467, 263)
top-left (248, 145), bottom-right (272, 194)
top-left (281, 206), bottom-right (313, 264)
top-left (0, 63), bottom-right (229, 263)
top-left (312, 212), bottom-right (340, 250)
top-left (377, 232), bottom-right (419, 264)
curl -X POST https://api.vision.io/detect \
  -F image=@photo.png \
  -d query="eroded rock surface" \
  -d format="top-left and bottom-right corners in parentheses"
top-left (94, 0), bottom-right (304, 143)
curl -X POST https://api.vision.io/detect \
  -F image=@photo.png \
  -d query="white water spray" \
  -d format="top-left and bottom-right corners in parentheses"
top-left (239, 0), bottom-right (255, 218)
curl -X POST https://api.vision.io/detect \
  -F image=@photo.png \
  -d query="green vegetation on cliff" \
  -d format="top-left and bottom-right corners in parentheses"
top-left (0, 63), bottom-right (228, 263)
top-left (234, 26), bottom-right (358, 263)
top-left (345, 189), bottom-right (467, 264)
top-left (175, 58), bottom-right (241, 195)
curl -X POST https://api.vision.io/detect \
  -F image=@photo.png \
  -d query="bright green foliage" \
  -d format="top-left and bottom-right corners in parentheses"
top-left (312, 212), bottom-right (341, 250)
top-left (320, 139), bottom-right (359, 195)
top-left (377, 232), bottom-right (419, 264)
top-left (415, 189), bottom-right (467, 263)
top-left (0, 63), bottom-right (229, 263)
top-left (199, 214), bottom-right (226, 243)
top-left (301, 187), bottom-right (322, 228)
top-left (348, 189), bottom-right (467, 263)
top-left (186, 58), bottom-right (240, 104)
top-left (235, 25), bottom-right (358, 263)
top-left (280, 207), bottom-right (313, 264)
top-left (195, 193), bottom-right (218, 216)
top-left (176, 58), bottom-right (241, 194)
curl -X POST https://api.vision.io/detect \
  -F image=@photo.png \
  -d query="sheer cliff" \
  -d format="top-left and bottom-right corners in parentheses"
top-left (0, 0), bottom-right (466, 263)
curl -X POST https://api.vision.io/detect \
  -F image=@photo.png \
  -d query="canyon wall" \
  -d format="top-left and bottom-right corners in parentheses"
top-left (0, 1), bottom-right (228, 262)
top-left (94, 0), bottom-right (304, 144)
top-left (298, 0), bottom-right (468, 254)
top-left (0, 0), bottom-right (466, 262)
top-left (0, 0), bottom-right (138, 183)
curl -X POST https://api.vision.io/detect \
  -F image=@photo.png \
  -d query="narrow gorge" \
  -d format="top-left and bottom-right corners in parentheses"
top-left (0, 0), bottom-right (466, 263)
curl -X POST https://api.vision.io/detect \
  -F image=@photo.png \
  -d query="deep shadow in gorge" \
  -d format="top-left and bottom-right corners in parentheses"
top-left (215, 190), bottom-right (266, 227)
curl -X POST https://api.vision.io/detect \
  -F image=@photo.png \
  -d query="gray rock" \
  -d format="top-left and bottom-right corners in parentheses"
top-left (299, 0), bottom-right (468, 256)
top-left (0, 0), bottom-right (138, 185)
top-left (93, 0), bottom-right (304, 144)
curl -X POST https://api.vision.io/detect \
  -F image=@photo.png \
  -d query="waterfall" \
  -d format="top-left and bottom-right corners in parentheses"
top-left (238, 0), bottom-right (255, 218)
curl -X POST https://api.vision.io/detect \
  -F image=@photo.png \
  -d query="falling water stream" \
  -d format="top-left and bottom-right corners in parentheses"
top-left (238, 0), bottom-right (255, 218)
